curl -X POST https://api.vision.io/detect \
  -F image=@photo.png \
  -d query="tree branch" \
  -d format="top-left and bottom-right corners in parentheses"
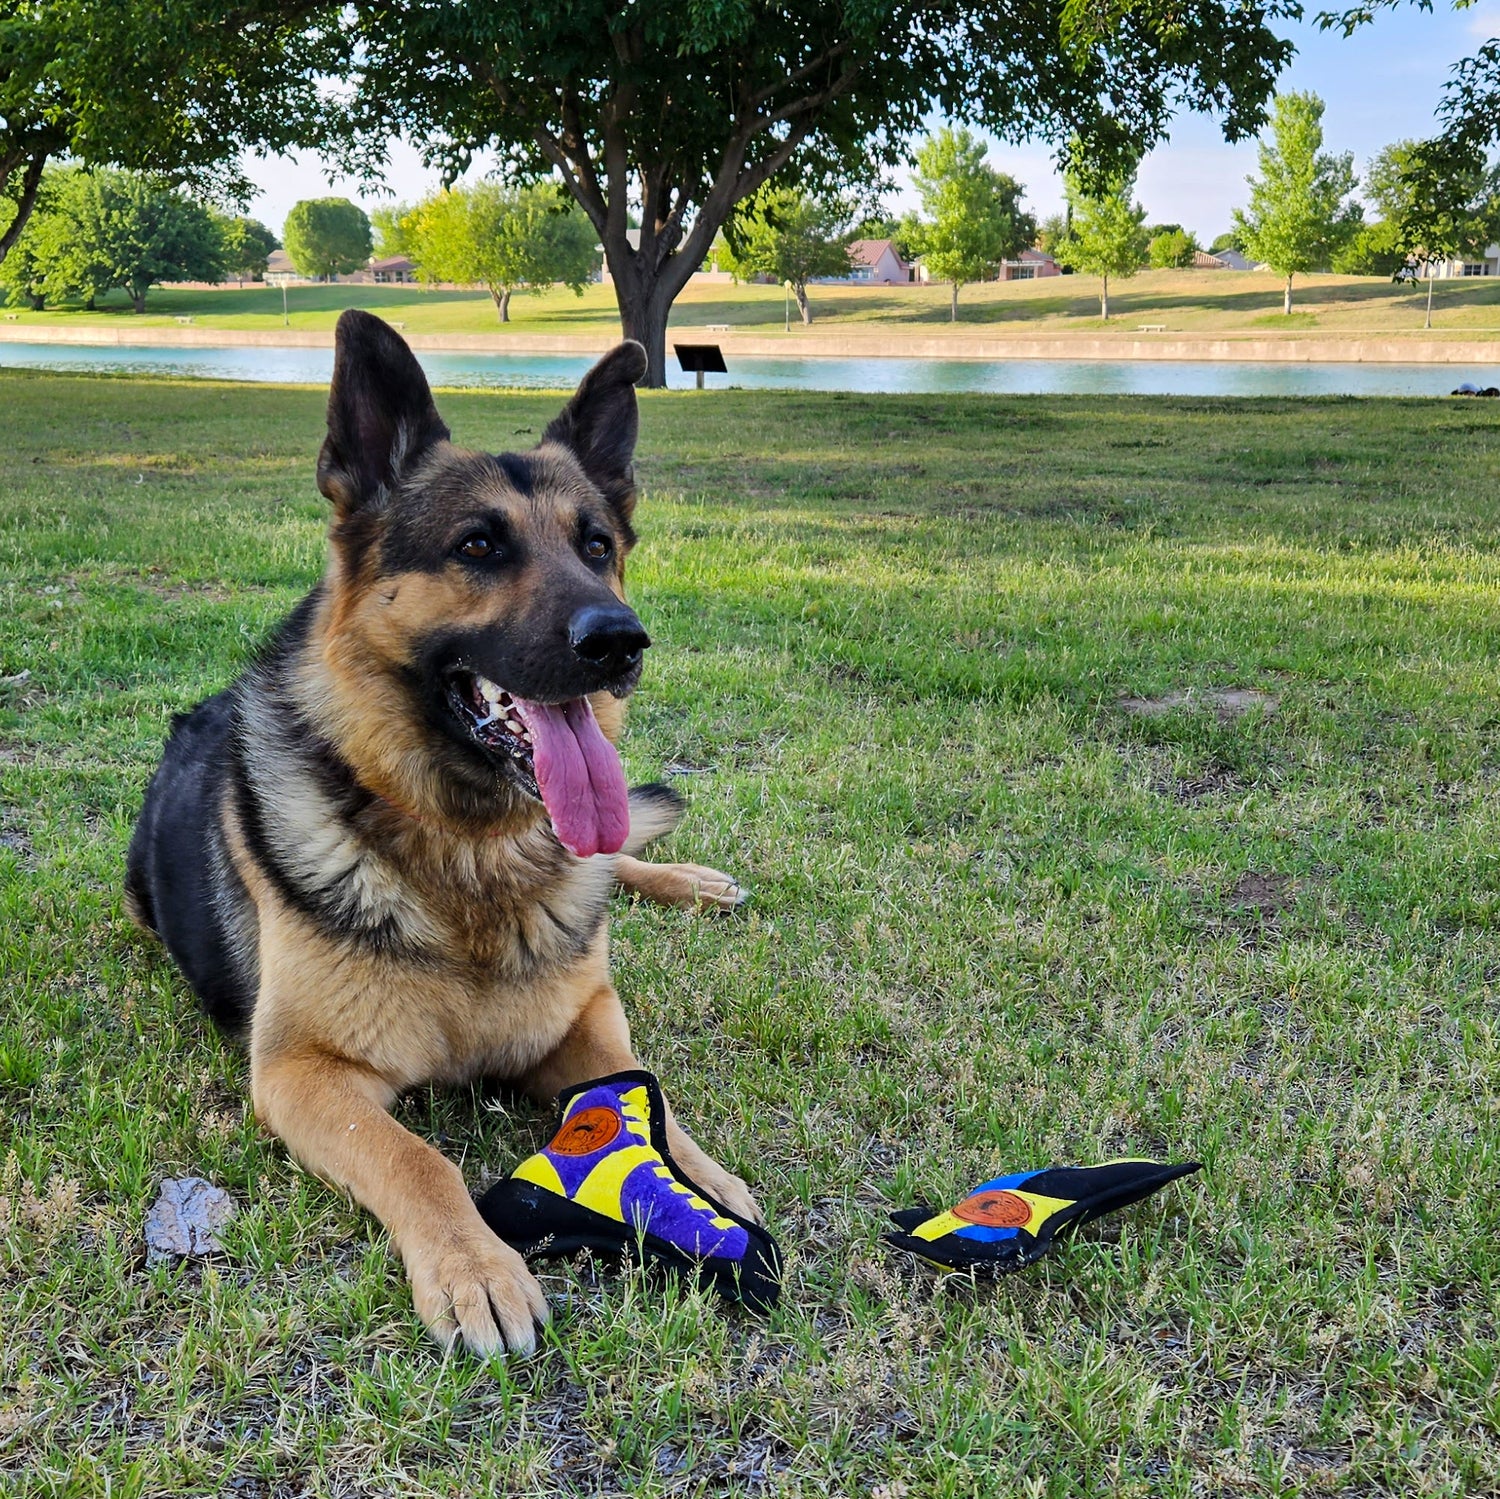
top-left (745, 39), bottom-right (852, 111)
top-left (0, 153), bottom-right (48, 264)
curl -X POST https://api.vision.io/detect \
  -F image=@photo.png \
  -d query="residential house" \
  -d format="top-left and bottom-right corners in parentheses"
top-left (1210, 249), bottom-right (1262, 271)
top-left (370, 255), bottom-right (417, 284)
top-left (841, 239), bottom-right (912, 285)
top-left (1423, 243), bottom-right (1500, 278)
top-left (997, 248), bottom-right (1062, 281)
top-left (264, 249), bottom-right (306, 284)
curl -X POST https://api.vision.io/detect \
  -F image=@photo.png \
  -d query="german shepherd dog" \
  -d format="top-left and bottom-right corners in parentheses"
top-left (125, 311), bottom-right (759, 1356)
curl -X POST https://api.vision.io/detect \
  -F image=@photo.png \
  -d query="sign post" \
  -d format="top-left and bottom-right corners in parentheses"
top-left (673, 344), bottom-right (727, 391)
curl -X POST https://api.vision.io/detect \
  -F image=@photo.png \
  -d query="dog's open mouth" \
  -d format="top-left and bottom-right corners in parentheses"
top-left (447, 671), bottom-right (630, 858)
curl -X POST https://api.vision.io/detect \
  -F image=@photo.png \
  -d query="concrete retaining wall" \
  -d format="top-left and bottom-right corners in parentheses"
top-left (2, 322), bottom-right (1498, 364)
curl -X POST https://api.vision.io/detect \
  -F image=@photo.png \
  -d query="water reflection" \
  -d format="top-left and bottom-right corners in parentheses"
top-left (2, 340), bottom-right (1496, 398)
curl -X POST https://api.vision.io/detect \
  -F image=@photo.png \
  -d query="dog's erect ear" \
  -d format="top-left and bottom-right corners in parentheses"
top-left (542, 341), bottom-right (648, 523)
top-left (317, 309), bottom-right (450, 513)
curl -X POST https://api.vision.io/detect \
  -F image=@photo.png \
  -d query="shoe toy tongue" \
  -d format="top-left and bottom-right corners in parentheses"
top-left (514, 696), bottom-right (629, 858)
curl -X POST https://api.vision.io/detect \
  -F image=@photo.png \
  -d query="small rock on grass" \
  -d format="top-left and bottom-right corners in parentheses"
top-left (144, 1176), bottom-right (236, 1266)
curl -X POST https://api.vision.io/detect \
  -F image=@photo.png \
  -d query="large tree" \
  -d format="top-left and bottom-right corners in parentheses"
top-left (284, 198), bottom-right (373, 281)
top-left (911, 127), bottom-right (1034, 319)
top-left (17, 167), bottom-right (226, 312)
top-left (723, 186), bottom-right (852, 324)
top-left (1233, 91), bottom-right (1361, 314)
top-left (0, 3), bottom-right (337, 265)
top-left (345, 1), bottom-right (1298, 383)
top-left (409, 182), bottom-right (597, 321)
top-left (1055, 163), bottom-right (1150, 318)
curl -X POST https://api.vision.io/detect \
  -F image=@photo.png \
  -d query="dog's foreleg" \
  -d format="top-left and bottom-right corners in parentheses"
top-left (520, 983), bottom-right (764, 1225)
top-left (614, 854), bottom-right (747, 913)
top-left (251, 1043), bottom-right (549, 1357)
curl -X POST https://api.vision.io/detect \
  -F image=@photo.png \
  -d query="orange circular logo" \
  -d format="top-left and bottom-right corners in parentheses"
top-left (953, 1190), bottom-right (1032, 1228)
top-left (551, 1106), bottom-right (621, 1156)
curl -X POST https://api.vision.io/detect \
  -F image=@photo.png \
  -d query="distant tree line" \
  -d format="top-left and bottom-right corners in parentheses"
top-left (1, 167), bottom-right (276, 312)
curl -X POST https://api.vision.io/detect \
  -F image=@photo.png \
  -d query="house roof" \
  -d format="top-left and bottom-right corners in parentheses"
top-left (847, 238), bottom-right (905, 269)
top-left (370, 255), bottom-right (415, 272)
top-left (266, 249), bottom-right (294, 270)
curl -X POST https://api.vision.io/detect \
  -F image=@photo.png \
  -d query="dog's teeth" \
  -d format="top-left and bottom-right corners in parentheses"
top-left (477, 676), bottom-right (502, 704)
top-left (506, 718), bottom-right (523, 734)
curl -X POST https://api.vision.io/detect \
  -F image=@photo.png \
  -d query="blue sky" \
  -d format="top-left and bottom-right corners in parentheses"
top-left (242, 3), bottom-right (1500, 246)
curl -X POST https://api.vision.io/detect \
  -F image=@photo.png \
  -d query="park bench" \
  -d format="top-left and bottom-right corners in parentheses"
top-left (174, 316), bottom-right (194, 325)
top-left (704, 323), bottom-right (730, 332)
top-left (3, 313), bottom-right (17, 321)
top-left (1136, 323), bottom-right (1166, 332)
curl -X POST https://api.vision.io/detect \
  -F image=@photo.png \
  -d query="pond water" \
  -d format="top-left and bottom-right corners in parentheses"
top-left (3, 339), bottom-right (1497, 398)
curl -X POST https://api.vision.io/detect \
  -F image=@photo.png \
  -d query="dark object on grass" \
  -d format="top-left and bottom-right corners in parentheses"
top-left (1452, 382), bottom-right (1500, 397)
top-left (886, 1158), bottom-right (1200, 1273)
top-left (477, 1070), bottom-right (782, 1311)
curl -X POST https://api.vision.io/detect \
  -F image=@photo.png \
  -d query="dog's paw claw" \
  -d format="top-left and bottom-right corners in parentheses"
top-left (409, 1231), bottom-right (549, 1359)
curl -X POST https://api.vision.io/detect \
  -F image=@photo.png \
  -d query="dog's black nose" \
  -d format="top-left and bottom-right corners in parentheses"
top-left (568, 603), bottom-right (650, 675)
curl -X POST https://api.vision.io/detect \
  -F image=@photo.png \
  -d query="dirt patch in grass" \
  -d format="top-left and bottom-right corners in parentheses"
top-left (1155, 763), bottom-right (1250, 803)
top-left (1120, 687), bottom-right (1279, 722)
top-left (1227, 870), bottom-right (1296, 916)
top-left (0, 810), bottom-right (34, 869)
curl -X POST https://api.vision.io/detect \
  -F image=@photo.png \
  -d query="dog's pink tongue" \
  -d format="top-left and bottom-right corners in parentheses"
top-left (516, 696), bottom-right (629, 858)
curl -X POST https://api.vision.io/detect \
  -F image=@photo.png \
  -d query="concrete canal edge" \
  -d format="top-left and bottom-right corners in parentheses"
top-left (2, 322), bottom-right (1499, 365)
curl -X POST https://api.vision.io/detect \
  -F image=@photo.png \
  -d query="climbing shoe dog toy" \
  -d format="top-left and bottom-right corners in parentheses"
top-left (886, 1158), bottom-right (1201, 1273)
top-left (476, 1070), bottom-right (782, 1312)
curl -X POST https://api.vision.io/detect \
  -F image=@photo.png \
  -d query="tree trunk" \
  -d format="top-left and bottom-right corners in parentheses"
top-left (25, 293), bottom-right (42, 311)
top-left (1283, 275), bottom-right (1293, 315)
top-left (1100, 274), bottom-right (1109, 321)
top-left (490, 286), bottom-right (511, 323)
top-left (132, 289), bottom-right (147, 314)
top-left (950, 280), bottom-right (959, 321)
top-left (794, 283), bottom-right (811, 325)
top-left (618, 287), bottom-right (674, 388)
top-left (0, 153), bottom-right (49, 267)
top-left (1425, 270), bottom-right (1434, 331)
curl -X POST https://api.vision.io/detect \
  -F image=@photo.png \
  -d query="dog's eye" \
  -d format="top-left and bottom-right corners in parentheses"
top-left (584, 535), bottom-right (612, 561)
top-left (457, 533), bottom-right (496, 561)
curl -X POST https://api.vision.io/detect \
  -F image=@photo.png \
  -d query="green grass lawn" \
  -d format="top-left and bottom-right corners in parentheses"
top-left (3, 371), bottom-right (1499, 1496)
top-left (7, 268), bottom-right (1500, 340)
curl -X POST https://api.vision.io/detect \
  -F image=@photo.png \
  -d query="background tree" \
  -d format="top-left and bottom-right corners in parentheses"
top-left (370, 202), bottom-right (417, 261)
top-left (1209, 229), bottom-right (1243, 253)
top-left (1386, 140), bottom-right (1500, 327)
top-left (29, 169), bottom-right (225, 312)
top-left (1055, 164), bottom-right (1150, 318)
top-left (912, 128), bottom-right (1035, 319)
top-left (216, 216), bottom-right (279, 285)
top-left (1332, 219), bottom-right (1405, 277)
top-left (345, 1), bottom-right (1296, 383)
top-left (1035, 212), bottom-right (1071, 256)
top-left (0, 168), bottom-right (64, 308)
top-left (1148, 227), bottom-right (1201, 268)
top-left (283, 198), bottom-right (373, 282)
top-left (724, 187), bottom-right (851, 324)
top-left (0, 2), bottom-right (338, 267)
top-left (1233, 91), bottom-right (1361, 314)
top-left (409, 182), bottom-right (597, 322)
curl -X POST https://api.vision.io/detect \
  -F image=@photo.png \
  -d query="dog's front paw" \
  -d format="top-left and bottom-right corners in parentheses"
top-left (668, 1132), bottom-right (764, 1225)
top-left (677, 863), bottom-right (749, 915)
top-left (406, 1223), bottom-right (550, 1358)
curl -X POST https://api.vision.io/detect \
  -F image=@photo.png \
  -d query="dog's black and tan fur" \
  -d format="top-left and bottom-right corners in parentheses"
top-left (125, 311), bottom-right (756, 1355)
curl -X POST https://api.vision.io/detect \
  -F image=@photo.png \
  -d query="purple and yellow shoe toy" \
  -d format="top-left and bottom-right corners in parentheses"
top-left (476, 1070), bottom-right (781, 1312)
